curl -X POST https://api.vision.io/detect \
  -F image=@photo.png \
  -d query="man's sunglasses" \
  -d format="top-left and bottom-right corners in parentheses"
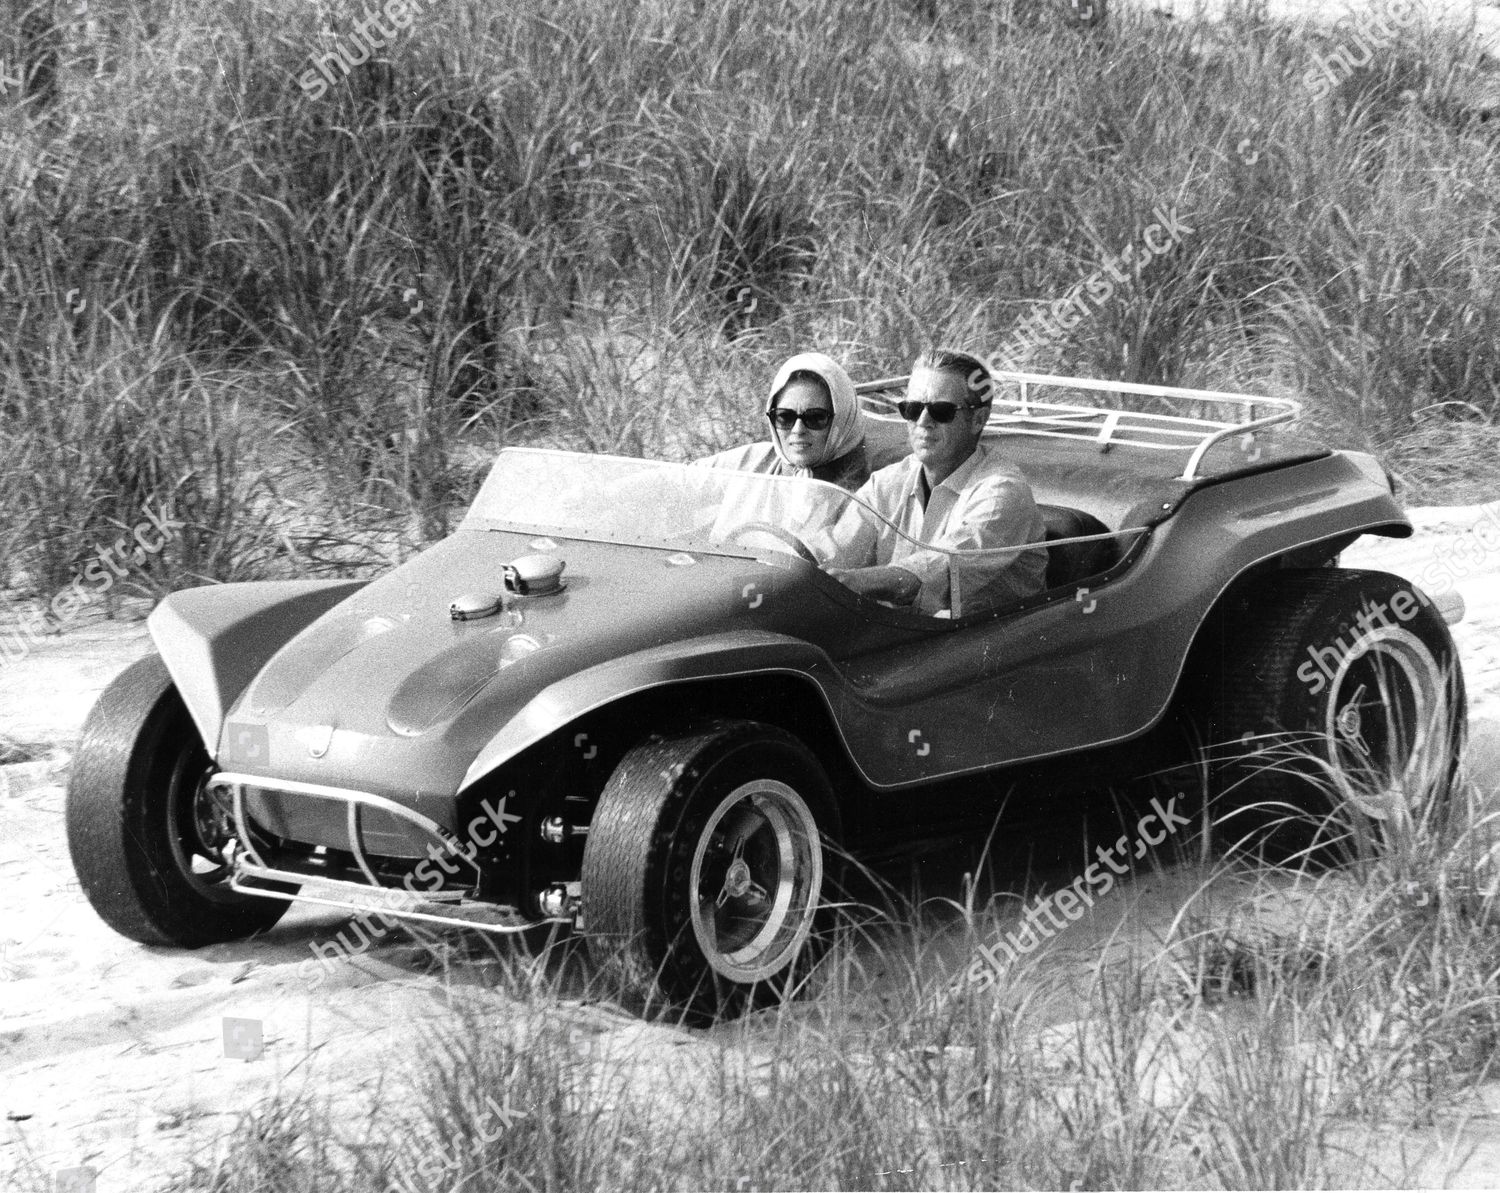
top-left (895, 400), bottom-right (988, 424)
top-left (768, 408), bottom-right (834, 432)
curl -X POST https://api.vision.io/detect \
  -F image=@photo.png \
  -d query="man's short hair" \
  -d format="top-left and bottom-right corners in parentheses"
top-left (913, 348), bottom-right (994, 404)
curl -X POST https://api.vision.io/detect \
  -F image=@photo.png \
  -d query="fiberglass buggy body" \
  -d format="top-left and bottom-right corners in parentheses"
top-left (66, 370), bottom-right (1466, 1018)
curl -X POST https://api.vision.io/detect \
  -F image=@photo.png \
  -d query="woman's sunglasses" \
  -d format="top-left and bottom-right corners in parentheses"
top-left (895, 400), bottom-right (986, 424)
top-left (768, 408), bottom-right (834, 432)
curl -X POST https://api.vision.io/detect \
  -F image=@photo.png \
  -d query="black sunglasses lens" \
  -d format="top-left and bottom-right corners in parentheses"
top-left (771, 409), bottom-right (832, 431)
top-left (898, 401), bottom-right (960, 423)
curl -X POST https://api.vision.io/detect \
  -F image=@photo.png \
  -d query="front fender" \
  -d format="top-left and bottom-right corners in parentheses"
top-left (148, 580), bottom-right (367, 754)
top-left (459, 630), bottom-right (837, 792)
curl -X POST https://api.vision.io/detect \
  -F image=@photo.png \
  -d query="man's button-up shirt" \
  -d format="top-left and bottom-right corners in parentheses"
top-left (823, 442), bottom-right (1049, 616)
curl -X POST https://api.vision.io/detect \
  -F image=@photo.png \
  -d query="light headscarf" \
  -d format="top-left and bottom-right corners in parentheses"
top-left (764, 352), bottom-right (867, 486)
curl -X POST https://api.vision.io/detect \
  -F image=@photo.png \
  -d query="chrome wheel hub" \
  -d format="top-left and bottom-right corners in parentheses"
top-left (688, 779), bottom-right (823, 984)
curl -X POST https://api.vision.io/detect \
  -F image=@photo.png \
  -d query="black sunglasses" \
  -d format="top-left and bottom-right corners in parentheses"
top-left (768, 407), bottom-right (834, 432)
top-left (895, 399), bottom-right (988, 424)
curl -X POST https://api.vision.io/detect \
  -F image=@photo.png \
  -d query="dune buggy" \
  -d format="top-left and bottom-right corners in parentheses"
top-left (67, 370), bottom-right (1465, 1018)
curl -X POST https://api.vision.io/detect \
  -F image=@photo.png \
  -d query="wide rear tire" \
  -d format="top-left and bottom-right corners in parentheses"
top-left (581, 720), bottom-right (839, 1022)
top-left (66, 654), bottom-right (291, 946)
top-left (1196, 568), bottom-right (1465, 861)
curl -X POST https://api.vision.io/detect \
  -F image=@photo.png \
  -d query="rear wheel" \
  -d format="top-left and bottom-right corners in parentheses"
top-left (581, 720), bottom-right (838, 1022)
top-left (66, 655), bottom-right (291, 946)
top-left (1195, 568), bottom-right (1465, 861)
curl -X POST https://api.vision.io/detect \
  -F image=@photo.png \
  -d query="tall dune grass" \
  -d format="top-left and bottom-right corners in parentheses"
top-left (2, 0), bottom-right (1497, 598)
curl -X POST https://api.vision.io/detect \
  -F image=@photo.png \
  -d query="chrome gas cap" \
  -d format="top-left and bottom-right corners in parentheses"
top-left (504, 553), bottom-right (566, 596)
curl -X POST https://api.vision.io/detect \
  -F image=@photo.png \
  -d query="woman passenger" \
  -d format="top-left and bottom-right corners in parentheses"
top-left (703, 352), bottom-right (869, 488)
top-left (698, 353), bottom-right (871, 547)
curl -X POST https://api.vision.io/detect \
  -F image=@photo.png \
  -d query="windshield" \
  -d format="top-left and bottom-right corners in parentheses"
top-left (463, 448), bottom-right (1102, 619)
top-left (466, 448), bottom-right (884, 549)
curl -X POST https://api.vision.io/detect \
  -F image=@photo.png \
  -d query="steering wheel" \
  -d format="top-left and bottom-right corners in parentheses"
top-left (727, 522), bottom-right (819, 564)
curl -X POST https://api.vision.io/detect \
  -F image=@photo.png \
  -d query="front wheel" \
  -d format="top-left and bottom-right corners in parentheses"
top-left (66, 654), bottom-right (291, 946)
top-left (1196, 568), bottom-right (1466, 861)
top-left (581, 720), bottom-right (839, 1021)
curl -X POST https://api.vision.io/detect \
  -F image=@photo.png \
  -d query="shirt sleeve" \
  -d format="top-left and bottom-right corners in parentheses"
top-left (804, 476), bottom-right (881, 567)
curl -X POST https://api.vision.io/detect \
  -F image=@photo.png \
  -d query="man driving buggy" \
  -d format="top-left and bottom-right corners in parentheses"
top-left (815, 349), bottom-right (1048, 618)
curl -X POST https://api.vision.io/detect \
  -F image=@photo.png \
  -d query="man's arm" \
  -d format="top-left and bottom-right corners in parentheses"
top-left (801, 476), bottom-right (882, 568)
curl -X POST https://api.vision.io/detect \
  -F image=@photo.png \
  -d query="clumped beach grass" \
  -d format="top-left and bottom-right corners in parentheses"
top-left (2, 0), bottom-right (1498, 595)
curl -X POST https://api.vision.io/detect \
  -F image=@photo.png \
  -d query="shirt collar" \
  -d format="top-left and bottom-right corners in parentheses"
top-left (905, 441), bottom-right (987, 502)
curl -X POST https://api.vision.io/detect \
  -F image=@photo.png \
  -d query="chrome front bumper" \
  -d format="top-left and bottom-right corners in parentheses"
top-left (209, 772), bottom-right (569, 935)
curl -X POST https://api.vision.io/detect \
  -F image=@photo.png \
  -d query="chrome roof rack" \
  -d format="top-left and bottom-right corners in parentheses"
top-left (855, 370), bottom-right (1302, 482)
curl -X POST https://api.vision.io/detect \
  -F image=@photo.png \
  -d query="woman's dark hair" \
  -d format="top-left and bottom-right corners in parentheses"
top-left (913, 348), bottom-right (993, 403)
top-left (772, 369), bottom-right (833, 407)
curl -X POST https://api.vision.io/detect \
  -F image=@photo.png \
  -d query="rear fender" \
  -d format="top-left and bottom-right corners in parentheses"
top-left (148, 580), bottom-right (367, 754)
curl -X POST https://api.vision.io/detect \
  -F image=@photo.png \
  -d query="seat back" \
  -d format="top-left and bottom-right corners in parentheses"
top-left (1038, 504), bottom-right (1118, 589)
